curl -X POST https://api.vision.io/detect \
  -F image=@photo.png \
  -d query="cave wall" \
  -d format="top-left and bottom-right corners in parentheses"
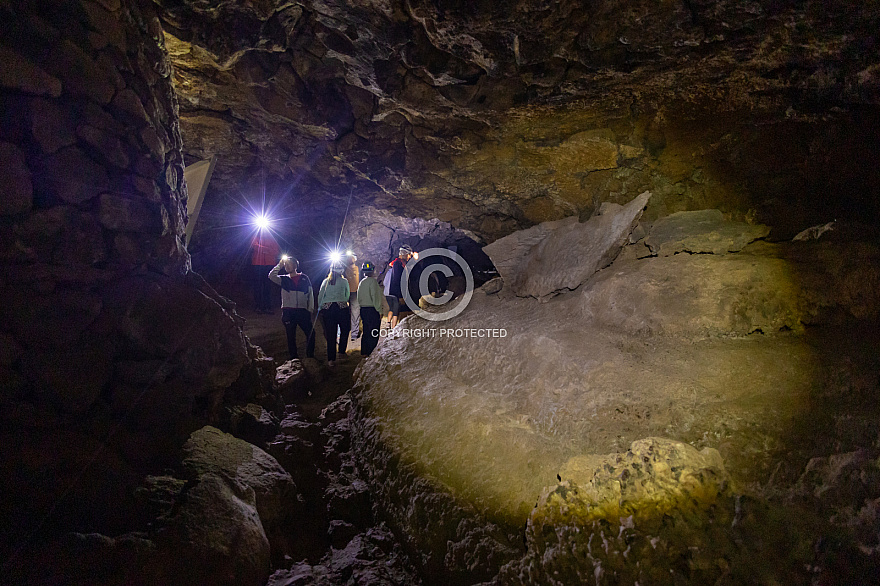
top-left (430, 104), bottom-right (880, 238)
top-left (0, 0), bottom-right (253, 564)
top-left (150, 0), bottom-right (880, 252)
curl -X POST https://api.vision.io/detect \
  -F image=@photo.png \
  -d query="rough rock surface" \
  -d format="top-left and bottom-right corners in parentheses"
top-left (510, 190), bottom-right (650, 298)
top-left (493, 439), bottom-right (734, 584)
top-left (156, 473), bottom-right (272, 586)
top-left (151, 0), bottom-right (880, 263)
top-left (275, 358), bottom-right (307, 403)
top-left (582, 242), bottom-right (880, 336)
top-left (644, 209), bottom-right (771, 256)
top-left (351, 216), bottom-right (880, 583)
top-left (554, 438), bottom-right (729, 518)
top-left (267, 526), bottom-right (420, 586)
top-left (228, 403), bottom-right (282, 449)
top-left (0, 3), bottom-right (271, 580)
top-left (182, 426), bottom-right (296, 533)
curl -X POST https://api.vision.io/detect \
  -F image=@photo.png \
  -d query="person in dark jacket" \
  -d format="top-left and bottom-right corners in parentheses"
top-left (269, 256), bottom-right (315, 359)
top-left (388, 244), bottom-right (414, 328)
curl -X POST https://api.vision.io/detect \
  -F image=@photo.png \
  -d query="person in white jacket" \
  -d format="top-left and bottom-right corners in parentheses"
top-left (268, 256), bottom-right (315, 359)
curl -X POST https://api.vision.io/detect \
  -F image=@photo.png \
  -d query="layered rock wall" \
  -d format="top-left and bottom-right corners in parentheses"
top-left (0, 0), bottom-right (254, 571)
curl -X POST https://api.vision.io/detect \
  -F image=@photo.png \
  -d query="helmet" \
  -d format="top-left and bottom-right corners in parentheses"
top-left (330, 263), bottom-right (345, 274)
top-left (361, 261), bottom-right (375, 272)
top-left (399, 244), bottom-right (413, 256)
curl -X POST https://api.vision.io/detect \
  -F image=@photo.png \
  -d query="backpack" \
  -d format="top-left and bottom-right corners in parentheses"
top-left (382, 267), bottom-right (393, 295)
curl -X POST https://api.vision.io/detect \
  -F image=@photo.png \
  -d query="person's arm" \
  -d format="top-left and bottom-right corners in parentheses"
top-left (373, 279), bottom-right (385, 312)
top-left (343, 277), bottom-right (350, 299)
top-left (268, 261), bottom-right (283, 285)
top-left (318, 279), bottom-right (327, 307)
top-left (306, 281), bottom-right (315, 314)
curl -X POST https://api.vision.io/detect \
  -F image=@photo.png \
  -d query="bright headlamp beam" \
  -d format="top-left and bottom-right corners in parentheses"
top-left (254, 215), bottom-right (271, 230)
top-left (329, 251), bottom-right (342, 264)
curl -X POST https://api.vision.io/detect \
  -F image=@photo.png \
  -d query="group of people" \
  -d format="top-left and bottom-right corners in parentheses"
top-left (264, 245), bottom-right (417, 367)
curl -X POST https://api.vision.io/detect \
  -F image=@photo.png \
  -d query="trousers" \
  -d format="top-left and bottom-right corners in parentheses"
top-left (321, 303), bottom-right (350, 361)
top-left (360, 307), bottom-right (380, 356)
top-left (281, 307), bottom-right (315, 359)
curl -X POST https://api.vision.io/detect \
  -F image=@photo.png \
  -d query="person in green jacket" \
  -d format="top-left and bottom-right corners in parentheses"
top-left (317, 262), bottom-right (350, 366)
top-left (356, 261), bottom-right (386, 356)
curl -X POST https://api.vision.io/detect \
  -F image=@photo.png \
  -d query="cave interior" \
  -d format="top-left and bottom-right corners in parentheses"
top-left (2, 0), bottom-right (880, 584)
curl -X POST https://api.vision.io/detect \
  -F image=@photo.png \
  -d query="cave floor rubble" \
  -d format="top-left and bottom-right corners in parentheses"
top-left (242, 308), bottom-right (422, 586)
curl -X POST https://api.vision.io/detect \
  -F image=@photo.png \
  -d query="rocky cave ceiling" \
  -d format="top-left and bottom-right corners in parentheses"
top-left (154, 0), bottom-right (880, 252)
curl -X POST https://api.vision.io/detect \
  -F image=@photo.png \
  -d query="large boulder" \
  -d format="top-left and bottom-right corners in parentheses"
top-left (351, 232), bottom-right (880, 584)
top-left (182, 426), bottom-right (296, 532)
top-left (155, 473), bottom-right (271, 586)
top-left (485, 191), bottom-right (651, 299)
top-left (483, 216), bottom-right (577, 289)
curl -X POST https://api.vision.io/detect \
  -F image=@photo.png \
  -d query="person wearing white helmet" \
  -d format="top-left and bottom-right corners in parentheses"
top-left (388, 244), bottom-right (414, 328)
top-left (268, 255), bottom-right (315, 360)
top-left (317, 262), bottom-right (350, 366)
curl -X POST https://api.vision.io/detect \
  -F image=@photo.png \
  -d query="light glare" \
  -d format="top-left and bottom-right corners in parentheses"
top-left (254, 215), bottom-right (271, 230)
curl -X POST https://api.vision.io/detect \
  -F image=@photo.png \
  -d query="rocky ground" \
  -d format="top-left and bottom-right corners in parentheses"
top-left (237, 300), bottom-right (422, 586)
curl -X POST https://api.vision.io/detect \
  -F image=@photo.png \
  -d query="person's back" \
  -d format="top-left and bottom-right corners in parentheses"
top-left (383, 266), bottom-right (393, 296)
top-left (251, 232), bottom-right (280, 313)
top-left (389, 256), bottom-right (406, 298)
top-left (318, 266), bottom-right (351, 366)
top-left (344, 255), bottom-right (361, 341)
top-left (345, 260), bottom-right (360, 293)
top-left (318, 272), bottom-right (350, 307)
top-left (357, 274), bottom-right (383, 311)
top-left (268, 256), bottom-right (315, 359)
top-left (251, 233), bottom-right (280, 266)
top-left (357, 262), bottom-right (383, 356)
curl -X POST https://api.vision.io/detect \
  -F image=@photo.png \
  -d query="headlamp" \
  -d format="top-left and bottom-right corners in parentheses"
top-left (281, 254), bottom-right (289, 261)
top-left (329, 251), bottom-right (342, 264)
top-left (254, 214), bottom-right (271, 230)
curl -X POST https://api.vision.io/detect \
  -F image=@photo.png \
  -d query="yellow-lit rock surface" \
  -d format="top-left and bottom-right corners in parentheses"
top-left (351, 232), bottom-right (880, 583)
